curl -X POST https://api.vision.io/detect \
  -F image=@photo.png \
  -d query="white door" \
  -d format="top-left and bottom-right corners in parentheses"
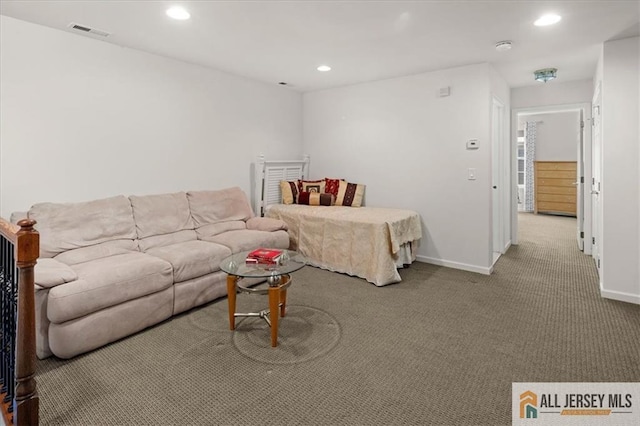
top-left (576, 110), bottom-right (584, 250)
top-left (591, 90), bottom-right (602, 274)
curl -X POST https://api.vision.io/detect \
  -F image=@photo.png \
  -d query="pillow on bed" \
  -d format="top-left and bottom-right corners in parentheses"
top-left (299, 179), bottom-right (326, 194)
top-left (280, 180), bottom-right (299, 205)
top-left (298, 191), bottom-right (335, 206)
top-left (324, 178), bottom-right (342, 197)
top-left (336, 181), bottom-right (365, 207)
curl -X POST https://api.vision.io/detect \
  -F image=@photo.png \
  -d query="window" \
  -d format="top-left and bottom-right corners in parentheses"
top-left (517, 140), bottom-right (525, 192)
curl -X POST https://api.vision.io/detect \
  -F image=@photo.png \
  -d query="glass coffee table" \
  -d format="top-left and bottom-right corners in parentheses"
top-left (219, 249), bottom-right (305, 347)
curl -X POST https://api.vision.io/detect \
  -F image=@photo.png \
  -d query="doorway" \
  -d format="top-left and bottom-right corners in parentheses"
top-left (510, 103), bottom-right (592, 254)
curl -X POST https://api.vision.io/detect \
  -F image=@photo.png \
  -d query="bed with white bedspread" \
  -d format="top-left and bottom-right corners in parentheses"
top-left (255, 156), bottom-right (422, 286)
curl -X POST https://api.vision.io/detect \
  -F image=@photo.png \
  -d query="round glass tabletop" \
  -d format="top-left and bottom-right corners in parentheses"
top-left (219, 249), bottom-right (306, 278)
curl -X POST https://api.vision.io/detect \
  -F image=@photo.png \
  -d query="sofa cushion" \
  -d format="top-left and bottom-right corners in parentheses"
top-left (202, 229), bottom-right (289, 254)
top-left (246, 217), bottom-right (288, 232)
top-left (48, 287), bottom-right (174, 360)
top-left (130, 192), bottom-right (194, 239)
top-left (145, 240), bottom-right (231, 283)
top-left (35, 258), bottom-right (78, 288)
top-left (54, 240), bottom-right (139, 266)
top-left (187, 187), bottom-right (254, 227)
top-left (195, 221), bottom-right (246, 240)
top-left (29, 195), bottom-right (137, 258)
top-left (47, 252), bottom-right (173, 323)
top-left (138, 230), bottom-right (197, 252)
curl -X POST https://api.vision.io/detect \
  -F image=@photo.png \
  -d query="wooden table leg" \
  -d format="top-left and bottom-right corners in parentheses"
top-left (279, 275), bottom-right (289, 317)
top-left (268, 286), bottom-right (280, 347)
top-left (226, 275), bottom-right (237, 330)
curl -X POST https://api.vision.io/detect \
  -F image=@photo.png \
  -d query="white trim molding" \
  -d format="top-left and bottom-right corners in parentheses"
top-left (600, 288), bottom-right (640, 305)
top-left (415, 255), bottom-right (492, 275)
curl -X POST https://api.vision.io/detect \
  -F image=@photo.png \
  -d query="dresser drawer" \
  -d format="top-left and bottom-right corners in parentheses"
top-left (537, 193), bottom-right (577, 203)
top-left (537, 178), bottom-right (576, 187)
top-left (535, 162), bottom-right (577, 171)
top-left (537, 201), bottom-right (576, 214)
top-left (534, 161), bottom-right (577, 217)
top-left (535, 186), bottom-right (576, 195)
top-left (536, 170), bottom-right (576, 179)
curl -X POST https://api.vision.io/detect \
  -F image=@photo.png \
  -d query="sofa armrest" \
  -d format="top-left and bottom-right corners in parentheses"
top-left (246, 217), bottom-right (288, 232)
top-left (35, 258), bottom-right (78, 289)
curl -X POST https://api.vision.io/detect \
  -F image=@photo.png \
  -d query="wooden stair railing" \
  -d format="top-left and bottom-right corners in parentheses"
top-left (0, 217), bottom-right (39, 426)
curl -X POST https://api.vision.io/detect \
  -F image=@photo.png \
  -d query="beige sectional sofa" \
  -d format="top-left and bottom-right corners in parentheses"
top-left (19, 187), bottom-right (289, 359)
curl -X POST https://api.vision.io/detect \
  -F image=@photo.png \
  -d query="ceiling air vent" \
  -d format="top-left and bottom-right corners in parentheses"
top-left (68, 22), bottom-right (110, 38)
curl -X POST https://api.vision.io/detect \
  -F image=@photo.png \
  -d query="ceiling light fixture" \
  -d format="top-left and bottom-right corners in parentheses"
top-left (495, 41), bottom-right (512, 52)
top-left (166, 6), bottom-right (190, 20)
top-left (534, 14), bottom-right (561, 26)
top-left (317, 65), bottom-right (331, 72)
top-left (534, 68), bottom-right (557, 83)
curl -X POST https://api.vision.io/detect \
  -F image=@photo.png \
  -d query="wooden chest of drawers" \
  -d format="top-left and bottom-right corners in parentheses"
top-left (534, 161), bottom-right (577, 216)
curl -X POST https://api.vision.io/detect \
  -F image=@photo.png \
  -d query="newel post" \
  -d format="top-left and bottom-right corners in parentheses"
top-left (14, 219), bottom-right (39, 426)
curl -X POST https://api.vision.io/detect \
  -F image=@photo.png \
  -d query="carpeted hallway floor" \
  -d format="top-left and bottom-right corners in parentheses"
top-left (36, 213), bottom-right (640, 425)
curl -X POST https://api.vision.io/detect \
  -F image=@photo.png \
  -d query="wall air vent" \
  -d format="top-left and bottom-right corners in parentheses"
top-left (68, 22), bottom-right (110, 38)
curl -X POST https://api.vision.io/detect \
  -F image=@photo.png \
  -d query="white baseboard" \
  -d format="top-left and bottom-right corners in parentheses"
top-left (415, 255), bottom-right (491, 275)
top-left (600, 288), bottom-right (640, 305)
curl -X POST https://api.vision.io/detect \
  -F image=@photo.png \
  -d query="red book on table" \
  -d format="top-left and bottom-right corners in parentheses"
top-left (246, 248), bottom-right (282, 264)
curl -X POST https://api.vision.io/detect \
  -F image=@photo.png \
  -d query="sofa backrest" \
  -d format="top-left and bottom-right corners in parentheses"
top-left (187, 187), bottom-right (254, 227)
top-left (130, 191), bottom-right (196, 251)
top-left (28, 195), bottom-right (137, 258)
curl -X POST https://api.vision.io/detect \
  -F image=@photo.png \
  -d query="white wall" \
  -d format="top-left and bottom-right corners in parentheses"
top-left (599, 36), bottom-right (640, 303)
top-left (522, 112), bottom-right (579, 161)
top-left (511, 79), bottom-right (594, 109)
top-left (0, 16), bottom-right (302, 218)
top-left (303, 63), bottom-right (494, 273)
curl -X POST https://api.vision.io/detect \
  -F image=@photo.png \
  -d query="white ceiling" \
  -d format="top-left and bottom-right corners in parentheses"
top-left (1, 1), bottom-right (638, 92)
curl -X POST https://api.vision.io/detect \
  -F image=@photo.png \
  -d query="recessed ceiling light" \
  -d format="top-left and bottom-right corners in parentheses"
top-left (534, 14), bottom-right (561, 26)
top-left (495, 41), bottom-right (512, 52)
top-left (166, 6), bottom-right (190, 20)
top-left (317, 65), bottom-right (331, 72)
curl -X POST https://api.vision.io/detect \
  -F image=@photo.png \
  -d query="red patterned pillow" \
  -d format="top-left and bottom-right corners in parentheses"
top-left (324, 178), bottom-right (342, 197)
top-left (299, 179), bottom-right (326, 194)
top-left (336, 180), bottom-right (365, 207)
top-left (298, 192), bottom-right (335, 206)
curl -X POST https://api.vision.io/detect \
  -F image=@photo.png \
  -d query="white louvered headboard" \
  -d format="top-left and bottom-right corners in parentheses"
top-left (254, 154), bottom-right (310, 216)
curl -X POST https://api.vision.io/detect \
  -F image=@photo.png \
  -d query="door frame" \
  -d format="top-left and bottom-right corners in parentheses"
top-left (510, 102), bottom-right (592, 252)
top-left (591, 83), bottom-right (602, 276)
top-left (491, 96), bottom-right (508, 265)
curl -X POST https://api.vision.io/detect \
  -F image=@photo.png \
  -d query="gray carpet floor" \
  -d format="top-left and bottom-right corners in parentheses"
top-left (36, 213), bottom-right (640, 425)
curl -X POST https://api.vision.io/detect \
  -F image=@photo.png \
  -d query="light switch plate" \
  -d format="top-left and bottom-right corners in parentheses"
top-left (468, 168), bottom-right (476, 180)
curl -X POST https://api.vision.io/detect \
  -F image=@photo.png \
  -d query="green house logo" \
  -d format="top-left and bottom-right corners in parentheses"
top-left (520, 390), bottom-right (538, 419)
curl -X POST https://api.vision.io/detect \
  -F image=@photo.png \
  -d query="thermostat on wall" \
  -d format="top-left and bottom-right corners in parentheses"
top-left (466, 139), bottom-right (479, 150)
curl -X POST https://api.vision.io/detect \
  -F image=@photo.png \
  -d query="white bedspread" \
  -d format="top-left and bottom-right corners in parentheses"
top-left (265, 204), bottom-right (422, 286)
